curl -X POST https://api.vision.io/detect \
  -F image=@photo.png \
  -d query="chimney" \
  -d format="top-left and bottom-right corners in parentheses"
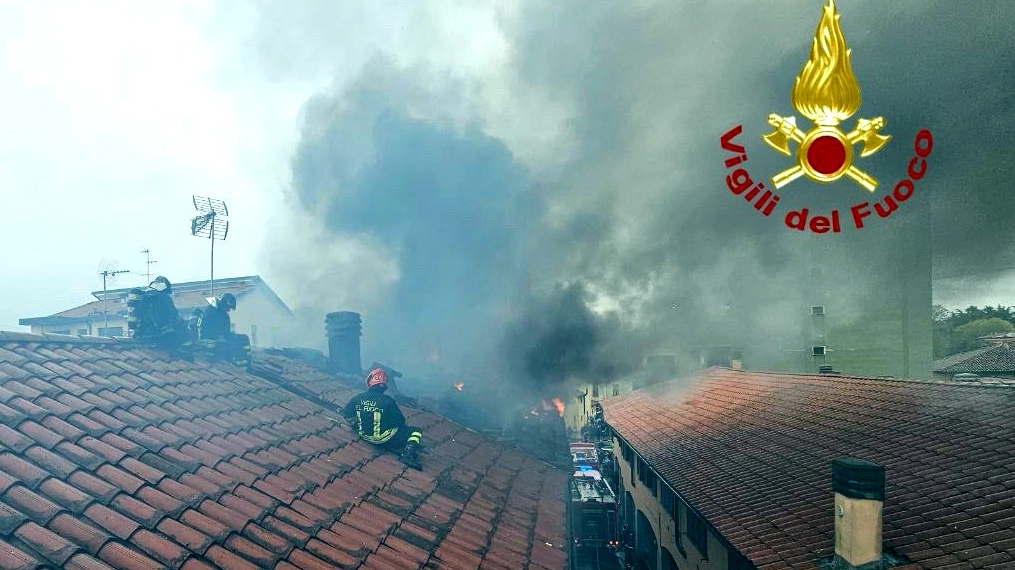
top-left (325, 312), bottom-right (362, 375)
top-left (832, 458), bottom-right (885, 569)
top-left (731, 351), bottom-right (743, 371)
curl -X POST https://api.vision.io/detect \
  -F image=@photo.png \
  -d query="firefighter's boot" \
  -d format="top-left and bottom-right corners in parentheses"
top-left (399, 443), bottom-right (422, 471)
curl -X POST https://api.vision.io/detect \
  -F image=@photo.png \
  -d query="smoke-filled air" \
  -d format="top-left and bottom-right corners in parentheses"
top-left (250, 1), bottom-right (1015, 404)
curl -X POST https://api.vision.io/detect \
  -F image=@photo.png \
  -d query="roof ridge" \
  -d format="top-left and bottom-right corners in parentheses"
top-left (710, 367), bottom-right (1015, 389)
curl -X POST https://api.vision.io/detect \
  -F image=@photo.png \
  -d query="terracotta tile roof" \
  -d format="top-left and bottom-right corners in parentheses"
top-left (934, 343), bottom-right (1015, 373)
top-left (0, 332), bottom-right (568, 570)
top-left (602, 367), bottom-right (1015, 570)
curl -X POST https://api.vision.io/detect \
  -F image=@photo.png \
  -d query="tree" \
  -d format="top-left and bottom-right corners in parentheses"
top-left (949, 317), bottom-right (1015, 354)
top-left (933, 305), bottom-right (1015, 357)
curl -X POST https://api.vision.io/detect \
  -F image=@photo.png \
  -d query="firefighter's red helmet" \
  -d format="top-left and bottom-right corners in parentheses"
top-left (366, 368), bottom-right (388, 389)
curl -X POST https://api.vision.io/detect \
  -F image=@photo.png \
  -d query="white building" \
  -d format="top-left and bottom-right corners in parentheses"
top-left (19, 275), bottom-right (295, 347)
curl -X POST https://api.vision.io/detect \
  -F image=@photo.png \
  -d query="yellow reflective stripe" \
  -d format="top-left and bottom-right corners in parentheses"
top-left (374, 410), bottom-right (382, 439)
top-left (361, 428), bottom-right (397, 444)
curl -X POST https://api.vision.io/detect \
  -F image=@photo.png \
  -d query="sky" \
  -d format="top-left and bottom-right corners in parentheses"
top-left (1, 1), bottom-right (1013, 390)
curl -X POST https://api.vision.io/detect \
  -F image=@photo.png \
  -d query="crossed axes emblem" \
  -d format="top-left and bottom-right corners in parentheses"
top-left (763, 115), bottom-right (891, 192)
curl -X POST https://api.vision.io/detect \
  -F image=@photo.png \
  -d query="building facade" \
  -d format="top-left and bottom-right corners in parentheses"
top-left (612, 434), bottom-right (750, 570)
top-left (603, 367), bottom-right (1015, 570)
top-left (19, 275), bottom-right (294, 347)
top-left (564, 378), bottom-right (634, 438)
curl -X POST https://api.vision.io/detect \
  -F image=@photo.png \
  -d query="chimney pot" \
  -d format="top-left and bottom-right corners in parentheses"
top-left (325, 312), bottom-right (362, 375)
top-left (832, 458), bottom-right (885, 569)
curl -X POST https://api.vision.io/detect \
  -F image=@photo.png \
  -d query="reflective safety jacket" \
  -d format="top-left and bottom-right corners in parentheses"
top-left (342, 390), bottom-right (405, 444)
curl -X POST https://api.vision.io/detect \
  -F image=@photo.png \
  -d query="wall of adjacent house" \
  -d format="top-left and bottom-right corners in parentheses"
top-left (614, 435), bottom-right (730, 570)
top-left (35, 319), bottom-right (122, 337)
top-left (229, 287), bottom-right (292, 348)
top-left (564, 379), bottom-right (634, 436)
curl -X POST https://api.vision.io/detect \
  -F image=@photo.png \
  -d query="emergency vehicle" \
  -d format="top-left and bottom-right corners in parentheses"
top-left (568, 467), bottom-right (620, 551)
top-left (570, 442), bottom-right (600, 469)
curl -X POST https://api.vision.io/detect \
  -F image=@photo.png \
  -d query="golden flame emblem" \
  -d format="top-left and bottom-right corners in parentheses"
top-left (762, 0), bottom-right (891, 192)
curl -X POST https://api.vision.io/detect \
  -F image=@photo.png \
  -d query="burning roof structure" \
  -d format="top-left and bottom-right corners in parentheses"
top-left (0, 331), bottom-right (569, 570)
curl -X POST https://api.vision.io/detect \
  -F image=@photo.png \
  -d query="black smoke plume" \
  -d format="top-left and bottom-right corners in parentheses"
top-left (501, 283), bottom-right (638, 391)
top-left (252, 1), bottom-right (1015, 389)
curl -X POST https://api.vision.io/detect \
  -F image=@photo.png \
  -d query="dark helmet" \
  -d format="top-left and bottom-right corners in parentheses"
top-left (192, 308), bottom-right (203, 316)
top-left (217, 293), bottom-right (236, 311)
top-left (151, 276), bottom-right (172, 294)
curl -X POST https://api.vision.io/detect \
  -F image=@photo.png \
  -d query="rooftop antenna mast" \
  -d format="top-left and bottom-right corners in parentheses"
top-left (190, 196), bottom-right (229, 298)
top-left (97, 260), bottom-right (129, 335)
top-left (140, 248), bottom-right (157, 285)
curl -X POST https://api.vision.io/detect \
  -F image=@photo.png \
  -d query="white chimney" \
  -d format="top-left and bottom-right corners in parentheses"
top-left (832, 458), bottom-right (885, 569)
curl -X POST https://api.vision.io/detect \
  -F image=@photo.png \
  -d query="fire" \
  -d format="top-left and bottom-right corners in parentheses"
top-left (537, 398), bottom-right (566, 417)
top-left (792, 0), bottom-right (861, 126)
top-left (552, 398), bottom-right (565, 416)
top-left (455, 382), bottom-right (464, 392)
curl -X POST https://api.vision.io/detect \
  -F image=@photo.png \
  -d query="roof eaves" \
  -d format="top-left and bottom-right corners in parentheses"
top-left (18, 314), bottom-right (107, 326)
top-left (91, 275), bottom-right (263, 298)
top-left (610, 428), bottom-right (752, 566)
top-left (0, 331), bottom-right (119, 344)
top-left (252, 278), bottom-right (295, 316)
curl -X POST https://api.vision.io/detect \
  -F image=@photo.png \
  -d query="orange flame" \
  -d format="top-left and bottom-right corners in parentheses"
top-left (552, 398), bottom-right (565, 416)
top-left (792, 0), bottom-right (861, 125)
top-left (455, 382), bottom-right (464, 392)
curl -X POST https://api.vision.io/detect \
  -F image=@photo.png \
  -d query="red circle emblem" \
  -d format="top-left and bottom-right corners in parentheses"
top-left (806, 135), bottom-right (847, 175)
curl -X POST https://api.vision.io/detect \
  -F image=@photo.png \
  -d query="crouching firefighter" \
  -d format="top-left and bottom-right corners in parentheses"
top-left (342, 368), bottom-right (423, 470)
top-left (197, 292), bottom-right (250, 366)
top-left (126, 277), bottom-right (187, 350)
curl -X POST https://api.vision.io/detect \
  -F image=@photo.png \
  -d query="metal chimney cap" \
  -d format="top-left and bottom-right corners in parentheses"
top-left (832, 457), bottom-right (885, 501)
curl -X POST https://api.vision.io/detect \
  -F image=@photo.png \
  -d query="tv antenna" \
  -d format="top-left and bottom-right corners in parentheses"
top-left (97, 260), bottom-right (129, 334)
top-left (190, 196), bottom-right (229, 298)
top-left (140, 249), bottom-right (157, 285)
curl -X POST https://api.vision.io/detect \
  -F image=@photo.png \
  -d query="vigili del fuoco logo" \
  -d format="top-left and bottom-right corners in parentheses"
top-left (720, 0), bottom-right (933, 234)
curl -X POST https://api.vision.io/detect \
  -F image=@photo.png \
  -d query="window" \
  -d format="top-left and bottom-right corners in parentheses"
top-left (77, 328), bottom-right (88, 335)
top-left (661, 484), bottom-right (676, 519)
top-left (637, 458), bottom-right (658, 496)
top-left (621, 441), bottom-right (634, 462)
top-left (687, 509), bottom-right (708, 558)
top-left (250, 325), bottom-right (258, 346)
top-left (673, 497), bottom-right (686, 556)
top-left (98, 327), bottom-right (123, 337)
top-left (618, 441), bottom-right (635, 486)
top-left (612, 383), bottom-right (620, 396)
top-left (728, 551), bottom-right (756, 570)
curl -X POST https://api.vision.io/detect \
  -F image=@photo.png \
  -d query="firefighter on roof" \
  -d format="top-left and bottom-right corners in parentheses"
top-left (127, 276), bottom-right (186, 349)
top-left (343, 368), bottom-right (423, 470)
top-left (198, 292), bottom-right (250, 366)
top-left (199, 292), bottom-right (235, 339)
